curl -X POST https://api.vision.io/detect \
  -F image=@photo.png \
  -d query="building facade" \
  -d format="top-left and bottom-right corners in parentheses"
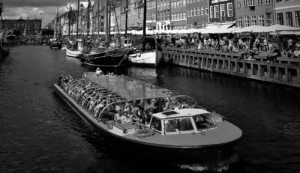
top-left (208, 0), bottom-right (235, 23)
top-left (93, 0), bottom-right (106, 33)
top-left (146, 0), bottom-right (157, 30)
top-left (275, 0), bottom-right (300, 27)
top-left (236, 0), bottom-right (273, 27)
top-left (171, 0), bottom-right (187, 30)
top-left (0, 18), bottom-right (42, 37)
top-left (186, 0), bottom-right (209, 29)
top-left (156, 0), bottom-right (171, 30)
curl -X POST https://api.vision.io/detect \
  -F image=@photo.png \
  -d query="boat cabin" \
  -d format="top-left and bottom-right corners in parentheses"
top-left (149, 109), bottom-right (220, 135)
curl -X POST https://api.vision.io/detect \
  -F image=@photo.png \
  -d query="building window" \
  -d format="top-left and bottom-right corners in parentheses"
top-left (183, 13), bottom-right (186, 20)
top-left (296, 11), bottom-right (300, 27)
top-left (210, 6), bottom-right (213, 19)
top-left (265, 0), bottom-right (271, 4)
top-left (220, 4), bottom-right (225, 19)
top-left (286, 12), bottom-right (293, 26)
top-left (277, 13), bottom-right (284, 25)
top-left (201, 7), bottom-right (204, 16)
top-left (227, 3), bottom-right (233, 17)
top-left (243, 0), bottom-right (247, 7)
top-left (237, 0), bottom-right (241, 8)
top-left (251, 15), bottom-right (257, 25)
top-left (258, 15), bottom-right (265, 26)
top-left (205, 7), bottom-right (209, 15)
top-left (187, 10), bottom-right (190, 17)
top-left (191, 9), bottom-right (194, 17)
top-left (244, 16), bottom-right (250, 27)
top-left (248, 0), bottom-right (255, 6)
top-left (257, 0), bottom-right (263, 5)
top-left (214, 5), bottom-right (219, 18)
top-left (197, 8), bottom-right (200, 16)
top-left (183, 0), bottom-right (186, 6)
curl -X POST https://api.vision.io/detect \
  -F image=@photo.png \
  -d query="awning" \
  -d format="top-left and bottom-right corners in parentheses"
top-left (202, 22), bottom-right (235, 34)
top-left (279, 31), bottom-right (300, 35)
top-left (262, 24), bottom-right (300, 32)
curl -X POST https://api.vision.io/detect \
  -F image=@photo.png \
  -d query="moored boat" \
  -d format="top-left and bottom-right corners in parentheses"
top-left (53, 72), bottom-right (242, 159)
top-left (65, 39), bottom-right (84, 58)
top-left (129, 50), bottom-right (157, 67)
top-left (82, 49), bottom-right (130, 68)
top-left (66, 48), bottom-right (84, 58)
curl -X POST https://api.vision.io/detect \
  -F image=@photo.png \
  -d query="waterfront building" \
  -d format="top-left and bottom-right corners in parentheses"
top-left (146, 0), bottom-right (157, 30)
top-left (171, 0), bottom-right (187, 30)
top-left (275, 0), bottom-right (300, 27)
top-left (93, 0), bottom-right (106, 33)
top-left (0, 17), bottom-right (42, 37)
top-left (156, 0), bottom-right (171, 30)
top-left (235, 0), bottom-right (273, 27)
top-left (186, 0), bottom-right (209, 29)
top-left (208, 0), bottom-right (235, 23)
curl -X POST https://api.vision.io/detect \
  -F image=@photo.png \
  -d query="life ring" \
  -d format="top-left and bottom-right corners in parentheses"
top-left (135, 128), bottom-right (155, 138)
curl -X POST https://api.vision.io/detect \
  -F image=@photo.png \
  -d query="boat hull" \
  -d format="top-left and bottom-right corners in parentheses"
top-left (129, 51), bottom-right (157, 67)
top-left (82, 52), bottom-right (129, 68)
top-left (53, 84), bottom-right (240, 161)
top-left (66, 48), bottom-right (83, 58)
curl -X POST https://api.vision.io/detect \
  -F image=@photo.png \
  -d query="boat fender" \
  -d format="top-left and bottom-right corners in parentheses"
top-left (135, 129), bottom-right (155, 138)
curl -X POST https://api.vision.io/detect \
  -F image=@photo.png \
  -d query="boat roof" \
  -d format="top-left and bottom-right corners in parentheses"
top-left (84, 72), bottom-right (173, 101)
top-left (152, 109), bottom-right (209, 119)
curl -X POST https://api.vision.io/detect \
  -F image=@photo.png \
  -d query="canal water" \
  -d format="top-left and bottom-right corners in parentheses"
top-left (0, 46), bottom-right (299, 172)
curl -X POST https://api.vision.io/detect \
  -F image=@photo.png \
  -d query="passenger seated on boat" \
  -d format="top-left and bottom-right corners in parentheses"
top-left (114, 105), bottom-right (123, 123)
top-left (180, 101), bottom-right (189, 109)
top-left (163, 97), bottom-right (171, 111)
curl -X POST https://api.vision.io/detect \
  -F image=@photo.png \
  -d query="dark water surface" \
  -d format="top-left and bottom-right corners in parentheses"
top-left (0, 46), bottom-right (299, 172)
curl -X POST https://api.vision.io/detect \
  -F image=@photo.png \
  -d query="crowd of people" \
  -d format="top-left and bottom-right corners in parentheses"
top-left (157, 34), bottom-right (300, 62)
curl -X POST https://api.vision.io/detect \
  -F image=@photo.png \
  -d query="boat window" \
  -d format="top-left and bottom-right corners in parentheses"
top-left (150, 117), bottom-right (161, 131)
top-left (164, 118), bottom-right (194, 133)
top-left (193, 113), bottom-right (216, 130)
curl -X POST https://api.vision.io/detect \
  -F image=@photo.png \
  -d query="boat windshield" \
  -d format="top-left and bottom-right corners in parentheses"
top-left (193, 113), bottom-right (216, 130)
top-left (164, 117), bottom-right (194, 134)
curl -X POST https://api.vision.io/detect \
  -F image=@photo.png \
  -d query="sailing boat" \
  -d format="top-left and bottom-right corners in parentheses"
top-left (81, 0), bottom-right (130, 68)
top-left (127, 0), bottom-right (160, 67)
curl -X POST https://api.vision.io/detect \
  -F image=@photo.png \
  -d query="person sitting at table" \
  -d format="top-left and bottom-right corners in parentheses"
top-left (294, 44), bottom-right (300, 58)
top-left (268, 47), bottom-right (281, 62)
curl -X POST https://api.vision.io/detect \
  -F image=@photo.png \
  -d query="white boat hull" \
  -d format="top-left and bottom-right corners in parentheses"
top-left (129, 51), bottom-right (157, 66)
top-left (66, 48), bottom-right (83, 58)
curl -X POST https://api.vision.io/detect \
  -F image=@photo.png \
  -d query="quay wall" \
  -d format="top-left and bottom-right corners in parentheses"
top-left (161, 48), bottom-right (300, 88)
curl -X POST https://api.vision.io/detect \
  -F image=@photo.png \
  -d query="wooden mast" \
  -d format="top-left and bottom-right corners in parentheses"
top-left (105, 0), bottom-right (109, 42)
top-left (125, 0), bottom-right (128, 38)
top-left (77, 0), bottom-right (80, 38)
top-left (142, 0), bottom-right (147, 50)
top-left (87, 0), bottom-right (91, 36)
top-left (97, 0), bottom-right (100, 36)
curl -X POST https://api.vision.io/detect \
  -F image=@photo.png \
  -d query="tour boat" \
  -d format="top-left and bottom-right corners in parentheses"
top-left (53, 72), bottom-right (242, 159)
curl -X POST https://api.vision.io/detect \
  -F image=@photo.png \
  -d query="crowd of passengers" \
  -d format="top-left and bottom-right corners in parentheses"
top-left (105, 97), bottom-right (198, 125)
top-left (58, 75), bottom-right (126, 119)
top-left (58, 74), bottom-right (199, 125)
